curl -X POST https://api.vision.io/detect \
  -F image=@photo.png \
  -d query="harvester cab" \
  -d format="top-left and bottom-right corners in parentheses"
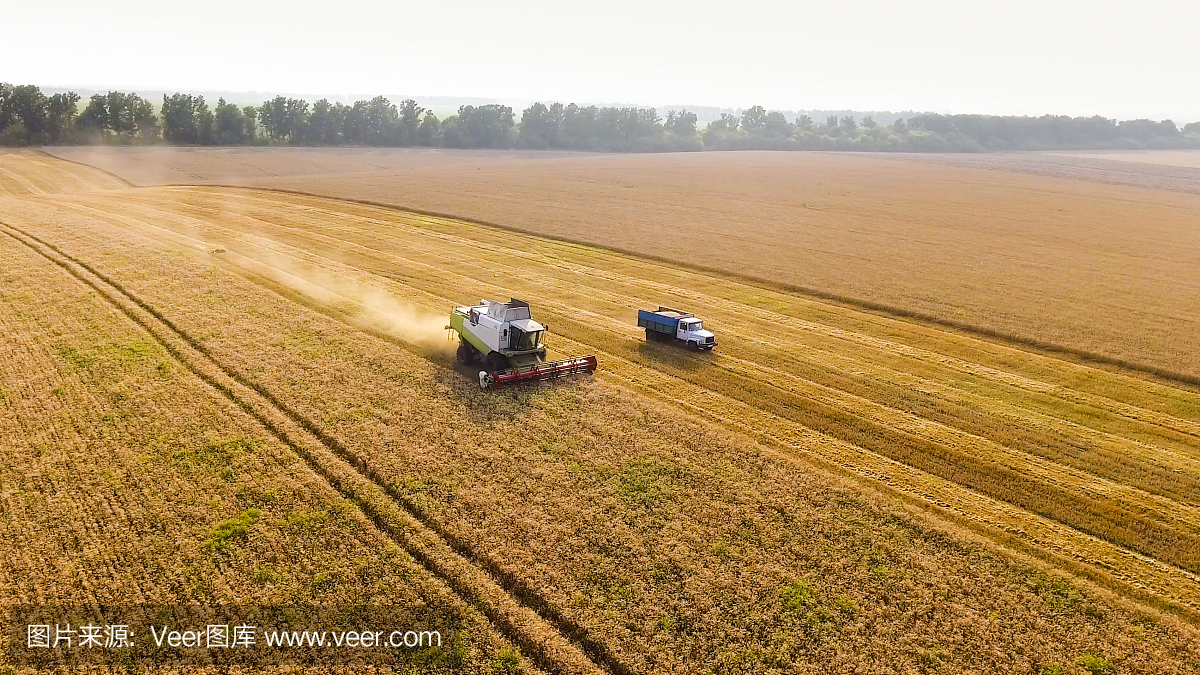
top-left (448, 298), bottom-right (597, 389)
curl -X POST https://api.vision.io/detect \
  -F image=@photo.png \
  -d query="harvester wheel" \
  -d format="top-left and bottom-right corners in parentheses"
top-left (456, 343), bottom-right (475, 365)
top-left (483, 352), bottom-right (507, 374)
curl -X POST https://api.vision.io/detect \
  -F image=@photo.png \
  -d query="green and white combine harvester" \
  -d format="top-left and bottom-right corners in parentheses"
top-left (447, 298), bottom-right (598, 389)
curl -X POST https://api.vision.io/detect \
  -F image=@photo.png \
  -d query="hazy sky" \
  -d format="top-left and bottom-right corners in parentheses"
top-left (6, 0), bottom-right (1198, 120)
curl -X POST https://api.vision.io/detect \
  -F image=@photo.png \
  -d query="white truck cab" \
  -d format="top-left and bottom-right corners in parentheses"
top-left (676, 318), bottom-right (715, 344)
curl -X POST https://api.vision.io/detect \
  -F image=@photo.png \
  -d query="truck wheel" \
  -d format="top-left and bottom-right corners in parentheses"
top-left (645, 329), bottom-right (655, 342)
top-left (456, 343), bottom-right (475, 365)
top-left (688, 341), bottom-right (699, 351)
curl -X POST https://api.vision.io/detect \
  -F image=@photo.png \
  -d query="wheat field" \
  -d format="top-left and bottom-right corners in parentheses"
top-left (46, 146), bottom-right (1200, 381)
top-left (3, 150), bottom-right (1200, 673)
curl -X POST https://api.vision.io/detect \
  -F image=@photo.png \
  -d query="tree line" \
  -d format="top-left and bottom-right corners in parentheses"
top-left (3, 83), bottom-right (1197, 152)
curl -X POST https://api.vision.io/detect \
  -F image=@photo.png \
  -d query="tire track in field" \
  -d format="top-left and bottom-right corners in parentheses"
top-left (0, 218), bottom-right (616, 675)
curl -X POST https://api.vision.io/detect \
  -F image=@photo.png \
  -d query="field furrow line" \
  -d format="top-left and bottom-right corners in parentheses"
top-left (0, 218), bottom-right (615, 675)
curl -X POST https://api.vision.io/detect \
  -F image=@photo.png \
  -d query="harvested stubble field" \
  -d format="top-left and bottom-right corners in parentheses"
top-left (0, 199), bottom-right (529, 673)
top-left (3, 152), bottom-right (1200, 673)
top-left (47, 146), bottom-right (1200, 382)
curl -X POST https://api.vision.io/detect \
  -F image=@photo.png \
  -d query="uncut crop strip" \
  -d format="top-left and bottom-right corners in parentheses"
top-left (31, 190), bottom-right (1200, 618)
top-left (0, 219), bottom-right (611, 675)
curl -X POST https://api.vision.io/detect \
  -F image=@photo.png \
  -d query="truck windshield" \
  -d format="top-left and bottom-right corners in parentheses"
top-left (683, 321), bottom-right (703, 331)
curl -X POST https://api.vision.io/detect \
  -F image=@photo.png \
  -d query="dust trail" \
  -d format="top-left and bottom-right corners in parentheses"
top-left (254, 252), bottom-right (455, 354)
top-left (166, 208), bottom-right (455, 355)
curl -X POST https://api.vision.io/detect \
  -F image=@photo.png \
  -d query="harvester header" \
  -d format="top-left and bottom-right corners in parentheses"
top-left (447, 298), bottom-right (597, 389)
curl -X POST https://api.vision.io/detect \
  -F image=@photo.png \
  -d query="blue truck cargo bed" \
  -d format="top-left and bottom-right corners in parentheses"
top-left (638, 308), bottom-right (693, 332)
top-left (638, 309), bottom-right (677, 329)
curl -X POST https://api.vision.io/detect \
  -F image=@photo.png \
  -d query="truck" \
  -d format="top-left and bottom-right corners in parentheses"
top-left (638, 307), bottom-right (717, 350)
top-left (448, 298), bottom-right (598, 389)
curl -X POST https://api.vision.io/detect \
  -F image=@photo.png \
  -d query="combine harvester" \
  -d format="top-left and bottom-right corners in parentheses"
top-left (448, 298), bottom-right (598, 389)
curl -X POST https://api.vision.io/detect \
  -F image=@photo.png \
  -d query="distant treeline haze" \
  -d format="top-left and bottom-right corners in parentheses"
top-left (2, 83), bottom-right (1197, 152)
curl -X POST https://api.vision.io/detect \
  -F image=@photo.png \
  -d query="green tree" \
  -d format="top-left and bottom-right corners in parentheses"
top-left (308, 99), bottom-right (343, 145)
top-left (442, 104), bottom-right (514, 148)
top-left (518, 102), bottom-right (558, 149)
top-left (763, 111), bottom-right (792, 137)
top-left (839, 115), bottom-right (857, 132)
top-left (664, 109), bottom-right (698, 138)
top-left (78, 91), bottom-right (158, 142)
top-left (241, 105), bottom-right (259, 142)
top-left (0, 83), bottom-right (65, 144)
top-left (363, 96), bottom-right (399, 145)
top-left (6, 85), bottom-right (49, 138)
top-left (214, 98), bottom-right (251, 144)
top-left (46, 92), bottom-right (80, 142)
top-left (259, 96), bottom-right (309, 143)
top-left (162, 93), bottom-right (215, 144)
top-left (417, 110), bottom-right (441, 146)
top-left (741, 105), bottom-right (768, 133)
top-left (398, 99), bottom-right (424, 145)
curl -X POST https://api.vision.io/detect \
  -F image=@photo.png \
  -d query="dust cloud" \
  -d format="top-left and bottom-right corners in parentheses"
top-left (207, 239), bottom-right (455, 355)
